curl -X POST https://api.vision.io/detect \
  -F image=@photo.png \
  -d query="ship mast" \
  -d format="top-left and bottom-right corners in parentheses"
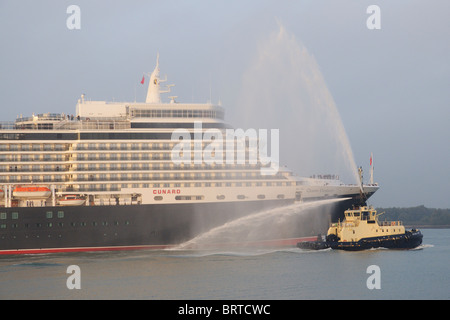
top-left (145, 54), bottom-right (162, 103)
top-left (145, 54), bottom-right (174, 104)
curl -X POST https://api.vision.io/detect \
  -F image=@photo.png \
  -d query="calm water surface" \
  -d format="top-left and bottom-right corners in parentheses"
top-left (0, 229), bottom-right (448, 300)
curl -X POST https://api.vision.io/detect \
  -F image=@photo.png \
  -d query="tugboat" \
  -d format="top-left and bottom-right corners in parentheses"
top-left (297, 205), bottom-right (423, 251)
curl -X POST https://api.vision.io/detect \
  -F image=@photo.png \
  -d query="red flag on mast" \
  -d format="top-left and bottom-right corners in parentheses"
top-left (140, 75), bottom-right (145, 84)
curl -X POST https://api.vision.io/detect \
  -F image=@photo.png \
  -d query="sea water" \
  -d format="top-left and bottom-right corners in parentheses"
top-left (0, 228), bottom-right (448, 300)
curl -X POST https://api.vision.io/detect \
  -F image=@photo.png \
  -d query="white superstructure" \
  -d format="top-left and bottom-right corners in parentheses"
top-left (0, 56), bottom-right (378, 209)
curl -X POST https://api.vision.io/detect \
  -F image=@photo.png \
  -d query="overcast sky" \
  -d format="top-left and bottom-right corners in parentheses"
top-left (0, 1), bottom-right (449, 208)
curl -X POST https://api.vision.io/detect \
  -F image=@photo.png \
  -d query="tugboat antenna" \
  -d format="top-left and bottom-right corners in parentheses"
top-left (369, 153), bottom-right (374, 185)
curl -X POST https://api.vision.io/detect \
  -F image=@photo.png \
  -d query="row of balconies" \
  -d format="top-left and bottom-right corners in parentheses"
top-left (0, 173), bottom-right (289, 184)
top-left (0, 163), bottom-right (268, 172)
top-left (0, 140), bottom-right (250, 152)
top-left (0, 150), bottom-right (256, 161)
top-left (60, 181), bottom-right (290, 193)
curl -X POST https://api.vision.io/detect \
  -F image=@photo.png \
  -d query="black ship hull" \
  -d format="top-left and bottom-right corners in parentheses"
top-left (0, 193), bottom-right (366, 255)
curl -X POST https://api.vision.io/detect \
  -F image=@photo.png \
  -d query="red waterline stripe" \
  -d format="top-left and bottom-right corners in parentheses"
top-left (0, 236), bottom-right (318, 255)
top-left (0, 244), bottom-right (175, 255)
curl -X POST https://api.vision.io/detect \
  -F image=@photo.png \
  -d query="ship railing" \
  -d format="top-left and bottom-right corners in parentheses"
top-left (15, 113), bottom-right (65, 122)
top-left (0, 122), bottom-right (16, 130)
top-left (0, 118), bottom-right (130, 131)
top-left (54, 119), bottom-right (131, 130)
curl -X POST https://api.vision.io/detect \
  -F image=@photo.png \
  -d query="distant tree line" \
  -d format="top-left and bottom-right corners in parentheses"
top-left (375, 205), bottom-right (450, 227)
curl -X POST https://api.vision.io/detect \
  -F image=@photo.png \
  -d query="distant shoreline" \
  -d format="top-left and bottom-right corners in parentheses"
top-left (376, 205), bottom-right (450, 228)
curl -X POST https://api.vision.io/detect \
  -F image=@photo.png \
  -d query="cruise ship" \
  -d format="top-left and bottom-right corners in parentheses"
top-left (0, 57), bottom-right (378, 254)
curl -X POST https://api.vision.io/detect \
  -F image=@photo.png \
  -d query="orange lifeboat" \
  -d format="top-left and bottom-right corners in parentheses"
top-left (13, 186), bottom-right (52, 199)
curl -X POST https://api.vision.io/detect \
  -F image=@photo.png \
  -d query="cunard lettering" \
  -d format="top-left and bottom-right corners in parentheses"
top-left (153, 189), bottom-right (181, 195)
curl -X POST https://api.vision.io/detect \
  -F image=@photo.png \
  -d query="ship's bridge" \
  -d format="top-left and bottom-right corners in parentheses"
top-left (76, 99), bottom-right (224, 122)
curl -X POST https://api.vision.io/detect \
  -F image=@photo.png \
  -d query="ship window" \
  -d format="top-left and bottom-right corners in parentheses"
top-left (0, 224), bottom-right (6, 229)
top-left (257, 194), bottom-right (266, 199)
top-left (57, 211), bottom-right (64, 218)
top-left (154, 196), bottom-right (163, 201)
top-left (12, 212), bottom-right (19, 219)
top-left (216, 195), bottom-right (225, 200)
top-left (46, 211), bottom-right (53, 219)
top-left (0, 213), bottom-right (6, 220)
top-left (237, 195), bottom-right (245, 200)
top-left (277, 194), bottom-right (285, 199)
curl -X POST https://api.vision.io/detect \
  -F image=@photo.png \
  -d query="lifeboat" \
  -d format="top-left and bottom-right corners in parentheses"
top-left (13, 186), bottom-right (52, 199)
top-left (57, 195), bottom-right (86, 206)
